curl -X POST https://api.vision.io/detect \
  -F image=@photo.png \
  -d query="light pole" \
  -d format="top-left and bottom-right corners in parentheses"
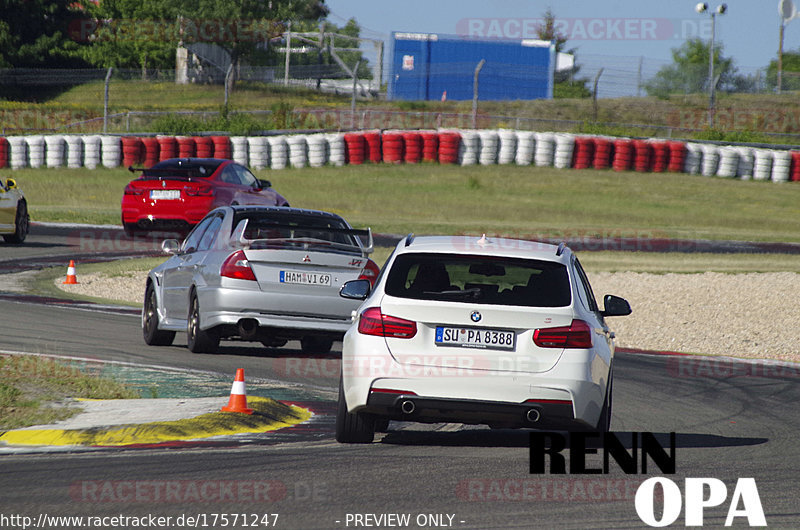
top-left (696, 3), bottom-right (727, 128)
top-left (779, 0), bottom-right (799, 94)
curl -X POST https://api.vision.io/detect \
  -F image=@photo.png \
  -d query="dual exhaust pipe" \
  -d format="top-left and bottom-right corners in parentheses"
top-left (398, 399), bottom-right (542, 424)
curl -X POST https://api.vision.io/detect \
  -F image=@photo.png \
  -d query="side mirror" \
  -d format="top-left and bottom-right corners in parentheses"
top-left (161, 238), bottom-right (181, 255)
top-left (340, 279), bottom-right (371, 300)
top-left (601, 294), bottom-right (632, 317)
top-left (258, 179), bottom-right (272, 189)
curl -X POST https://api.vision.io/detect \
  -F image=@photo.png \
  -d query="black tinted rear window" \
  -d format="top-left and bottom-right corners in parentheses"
top-left (142, 160), bottom-right (222, 178)
top-left (385, 253), bottom-right (571, 307)
top-left (235, 211), bottom-right (358, 250)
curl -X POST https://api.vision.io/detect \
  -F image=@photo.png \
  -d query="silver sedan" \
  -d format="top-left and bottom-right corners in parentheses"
top-left (142, 205), bottom-right (379, 354)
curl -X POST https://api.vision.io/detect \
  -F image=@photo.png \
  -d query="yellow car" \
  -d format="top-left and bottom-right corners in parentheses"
top-left (0, 178), bottom-right (29, 244)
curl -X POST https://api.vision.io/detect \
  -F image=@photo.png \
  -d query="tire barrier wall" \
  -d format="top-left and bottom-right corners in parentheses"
top-left (2, 132), bottom-right (799, 185)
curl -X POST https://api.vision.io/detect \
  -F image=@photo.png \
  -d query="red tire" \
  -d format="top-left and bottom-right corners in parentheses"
top-left (157, 136), bottom-right (178, 161)
top-left (572, 137), bottom-right (595, 170)
top-left (177, 137), bottom-right (196, 158)
top-left (612, 139), bottom-right (633, 172)
top-left (211, 136), bottom-right (232, 159)
top-left (344, 133), bottom-right (366, 165)
top-left (364, 132), bottom-right (382, 163)
top-left (141, 137), bottom-right (160, 168)
top-left (121, 136), bottom-right (143, 167)
top-left (0, 137), bottom-right (9, 168)
top-left (650, 141), bottom-right (669, 173)
top-left (593, 138), bottom-right (612, 169)
top-left (194, 136), bottom-right (213, 158)
top-left (791, 151), bottom-right (800, 182)
top-left (382, 133), bottom-right (404, 164)
top-left (632, 140), bottom-right (651, 172)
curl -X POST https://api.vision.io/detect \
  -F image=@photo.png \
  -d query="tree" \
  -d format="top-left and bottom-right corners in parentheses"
top-left (766, 50), bottom-right (800, 91)
top-left (535, 8), bottom-right (568, 53)
top-left (0, 0), bottom-right (88, 68)
top-left (535, 9), bottom-right (590, 98)
top-left (77, 0), bottom-right (327, 83)
top-left (173, 0), bottom-right (328, 88)
top-left (645, 38), bottom-right (737, 97)
top-left (78, 0), bottom-right (177, 73)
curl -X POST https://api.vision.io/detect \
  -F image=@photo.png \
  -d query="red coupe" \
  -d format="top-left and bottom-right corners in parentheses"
top-left (122, 158), bottom-right (289, 236)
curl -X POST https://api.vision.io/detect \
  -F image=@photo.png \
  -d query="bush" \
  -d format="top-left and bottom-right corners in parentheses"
top-left (150, 114), bottom-right (208, 135)
top-left (554, 81), bottom-right (592, 99)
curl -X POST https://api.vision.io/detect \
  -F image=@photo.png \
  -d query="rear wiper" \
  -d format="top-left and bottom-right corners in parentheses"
top-left (424, 287), bottom-right (482, 300)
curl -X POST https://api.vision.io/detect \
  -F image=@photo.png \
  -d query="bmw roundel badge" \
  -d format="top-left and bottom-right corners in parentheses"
top-left (470, 311), bottom-right (481, 323)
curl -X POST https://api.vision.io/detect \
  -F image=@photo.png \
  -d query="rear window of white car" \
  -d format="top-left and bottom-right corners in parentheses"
top-left (384, 253), bottom-right (571, 307)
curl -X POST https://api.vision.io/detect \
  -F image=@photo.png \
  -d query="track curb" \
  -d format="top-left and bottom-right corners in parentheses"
top-left (0, 396), bottom-right (311, 448)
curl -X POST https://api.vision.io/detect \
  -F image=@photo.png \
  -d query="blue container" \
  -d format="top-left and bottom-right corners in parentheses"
top-left (390, 32), bottom-right (555, 101)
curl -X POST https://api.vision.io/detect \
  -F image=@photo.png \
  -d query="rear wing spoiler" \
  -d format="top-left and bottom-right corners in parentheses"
top-left (127, 165), bottom-right (212, 179)
top-left (230, 219), bottom-right (373, 255)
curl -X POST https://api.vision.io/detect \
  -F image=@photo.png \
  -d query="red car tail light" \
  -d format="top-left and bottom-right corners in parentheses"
top-left (533, 319), bottom-right (593, 349)
top-left (370, 388), bottom-right (418, 395)
top-left (184, 184), bottom-right (215, 197)
top-left (220, 250), bottom-right (256, 281)
top-left (123, 183), bottom-right (144, 195)
top-left (358, 307), bottom-right (417, 338)
top-left (358, 258), bottom-right (380, 287)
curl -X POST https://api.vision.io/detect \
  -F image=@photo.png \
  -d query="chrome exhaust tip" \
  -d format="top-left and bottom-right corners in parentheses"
top-left (400, 400), bottom-right (416, 414)
top-left (526, 408), bottom-right (541, 423)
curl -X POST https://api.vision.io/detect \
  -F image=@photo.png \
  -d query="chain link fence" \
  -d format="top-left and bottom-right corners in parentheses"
top-left (0, 55), bottom-right (797, 140)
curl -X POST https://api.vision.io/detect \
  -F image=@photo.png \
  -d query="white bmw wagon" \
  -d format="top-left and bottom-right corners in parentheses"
top-left (335, 234), bottom-right (631, 443)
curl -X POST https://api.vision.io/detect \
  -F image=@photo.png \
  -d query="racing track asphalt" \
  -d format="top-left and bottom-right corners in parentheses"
top-left (2, 224), bottom-right (800, 526)
top-left (2, 295), bottom-right (799, 527)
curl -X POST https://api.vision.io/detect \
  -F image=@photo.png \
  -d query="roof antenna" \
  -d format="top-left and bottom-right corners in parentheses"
top-left (477, 234), bottom-right (488, 246)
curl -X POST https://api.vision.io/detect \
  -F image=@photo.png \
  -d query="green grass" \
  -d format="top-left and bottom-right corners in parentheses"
top-left (0, 354), bottom-right (140, 429)
top-left (47, 81), bottom-right (355, 112)
top-left (12, 164), bottom-right (800, 242)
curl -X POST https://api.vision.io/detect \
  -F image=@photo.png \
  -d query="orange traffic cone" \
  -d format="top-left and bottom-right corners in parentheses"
top-left (221, 368), bottom-right (253, 414)
top-left (63, 260), bottom-right (79, 284)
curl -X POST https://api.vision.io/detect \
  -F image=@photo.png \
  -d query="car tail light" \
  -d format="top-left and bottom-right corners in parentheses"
top-left (533, 319), bottom-right (593, 349)
top-left (370, 388), bottom-right (418, 395)
top-left (357, 307), bottom-right (417, 339)
top-left (184, 184), bottom-right (215, 197)
top-left (524, 398), bottom-right (572, 405)
top-left (220, 250), bottom-right (256, 281)
top-left (358, 258), bottom-right (380, 287)
top-left (124, 183), bottom-right (144, 195)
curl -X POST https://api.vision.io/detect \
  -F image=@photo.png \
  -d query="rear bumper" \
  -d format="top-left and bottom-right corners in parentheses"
top-left (341, 333), bottom-right (609, 428)
top-left (121, 197), bottom-right (213, 226)
top-left (198, 285), bottom-right (356, 335)
top-left (365, 392), bottom-right (577, 429)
